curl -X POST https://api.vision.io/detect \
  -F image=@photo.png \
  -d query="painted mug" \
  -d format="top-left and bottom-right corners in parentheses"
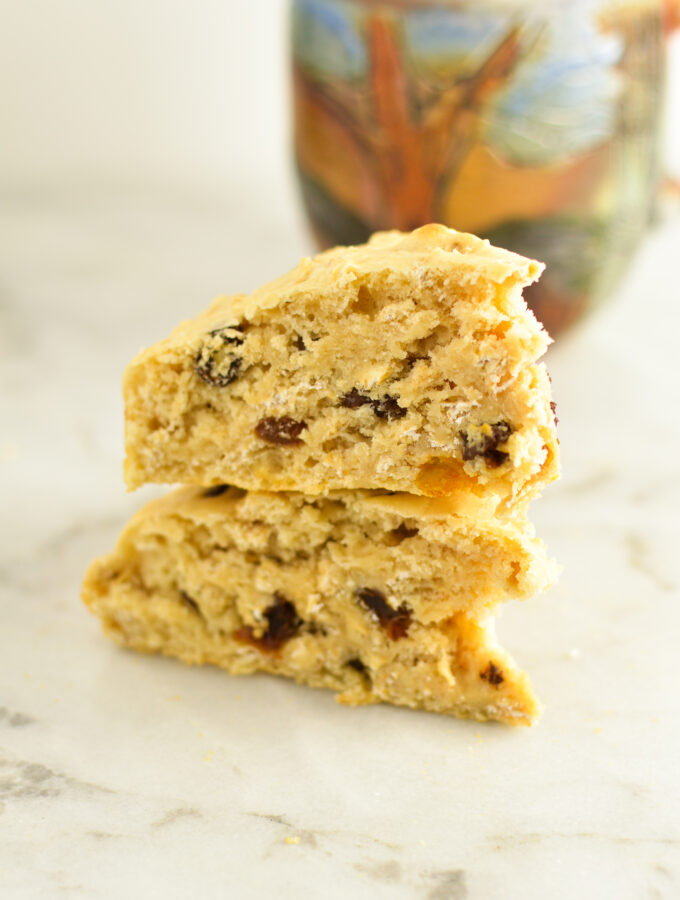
top-left (292, 0), bottom-right (668, 336)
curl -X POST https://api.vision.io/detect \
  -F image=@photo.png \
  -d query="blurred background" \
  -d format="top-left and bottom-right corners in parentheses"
top-left (2, 0), bottom-right (679, 338)
top-left (2, 1), bottom-right (678, 228)
top-left (1, 1), bottom-right (291, 195)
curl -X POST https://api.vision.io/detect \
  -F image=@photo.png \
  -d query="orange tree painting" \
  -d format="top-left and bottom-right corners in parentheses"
top-left (292, 0), bottom-right (665, 335)
top-left (295, 15), bottom-right (526, 232)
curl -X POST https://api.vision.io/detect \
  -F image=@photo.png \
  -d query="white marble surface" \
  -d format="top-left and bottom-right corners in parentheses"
top-left (1, 180), bottom-right (679, 900)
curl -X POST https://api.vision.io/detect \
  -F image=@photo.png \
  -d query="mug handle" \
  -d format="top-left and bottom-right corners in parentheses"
top-left (661, 5), bottom-right (680, 217)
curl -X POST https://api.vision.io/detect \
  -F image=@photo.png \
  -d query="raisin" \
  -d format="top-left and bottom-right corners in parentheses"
top-left (461, 421), bottom-right (512, 468)
top-left (485, 448), bottom-right (509, 467)
top-left (347, 657), bottom-right (367, 673)
top-left (407, 353), bottom-right (428, 368)
top-left (262, 594), bottom-right (302, 646)
top-left (203, 484), bottom-right (229, 498)
top-left (340, 388), bottom-right (373, 410)
top-left (356, 587), bottom-right (411, 640)
top-left (234, 592), bottom-right (303, 652)
top-left (480, 662), bottom-right (505, 686)
top-left (340, 389), bottom-right (407, 420)
top-left (373, 395), bottom-right (407, 420)
top-left (255, 417), bottom-right (308, 446)
top-left (387, 523), bottom-right (419, 545)
top-left (195, 325), bottom-right (244, 387)
top-left (550, 401), bottom-right (559, 426)
top-left (180, 591), bottom-right (201, 615)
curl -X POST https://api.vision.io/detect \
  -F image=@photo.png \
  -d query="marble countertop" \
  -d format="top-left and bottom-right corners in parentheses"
top-left (1, 180), bottom-right (679, 900)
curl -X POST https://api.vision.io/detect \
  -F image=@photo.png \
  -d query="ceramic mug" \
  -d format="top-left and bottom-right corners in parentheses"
top-left (292, 0), bottom-right (668, 336)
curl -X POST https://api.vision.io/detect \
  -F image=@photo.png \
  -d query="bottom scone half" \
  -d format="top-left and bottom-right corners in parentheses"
top-left (82, 485), bottom-right (556, 725)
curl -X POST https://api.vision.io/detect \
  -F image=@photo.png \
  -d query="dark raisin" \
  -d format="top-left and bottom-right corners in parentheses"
top-left (485, 448), bottom-right (509, 467)
top-left (340, 389), bottom-right (407, 420)
top-left (203, 484), bottom-right (229, 498)
top-left (461, 421), bottom-right (512, 467)
top-left (347, 657), bottom-right (367, 673)
top-left (255, 417), bottom-right (308, 446)
top-left (372, 395), bottom-right (407, 420)
top-left (356, 587), bottom-right (411, 641)
top-left (180, 591), bottom-right (201, 615)
top-left (293, 335), bottom-right (306, 351)
top-left (550, 401), bottom-right (559, 426)
top-left (387, 523), bottom-right (419, 544)
top-left (262, 593), bottom-right (302, 646)
top-left (194, 325), bottom-right (244, 387)
top-left (407, 353), bottom-right (428, 368)
top-left (340, 388), bottom-right (374, 410)
top-left (233, 592), bottom-right (303, 652)
top-left (480, 662), bottom-right (505, 686)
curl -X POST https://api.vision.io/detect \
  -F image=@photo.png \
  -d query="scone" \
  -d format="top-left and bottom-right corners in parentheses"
top-left (82, 485), bottom-right (557, 725)
top-left (123, 225), bottom-right (558, 511)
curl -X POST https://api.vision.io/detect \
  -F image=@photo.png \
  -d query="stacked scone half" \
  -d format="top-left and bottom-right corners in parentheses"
top-left (83, 225), bottom-right (560, 725)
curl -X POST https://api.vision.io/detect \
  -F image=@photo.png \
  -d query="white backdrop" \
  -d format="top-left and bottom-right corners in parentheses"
top-left (0, 0), bottom-right (289, 189)
top-left (1, 1), bottom-right (678, 190)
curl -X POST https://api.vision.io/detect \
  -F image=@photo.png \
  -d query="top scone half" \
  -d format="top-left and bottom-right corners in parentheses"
top-left (124, 225), bottom-right (558, 509)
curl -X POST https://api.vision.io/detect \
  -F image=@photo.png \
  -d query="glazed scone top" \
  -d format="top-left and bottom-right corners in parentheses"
top-left (366, 225), bottom-right (543, 284)
top-left (242, 224), bottom-right (545, 316)
top-left (161, 224), bottom-right (547, 344)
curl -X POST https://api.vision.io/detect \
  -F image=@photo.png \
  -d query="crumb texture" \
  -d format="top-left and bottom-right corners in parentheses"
top-left (82, 485), bottom-right (552, 725)
top-left (123, 224), bottom-right (558, 508)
